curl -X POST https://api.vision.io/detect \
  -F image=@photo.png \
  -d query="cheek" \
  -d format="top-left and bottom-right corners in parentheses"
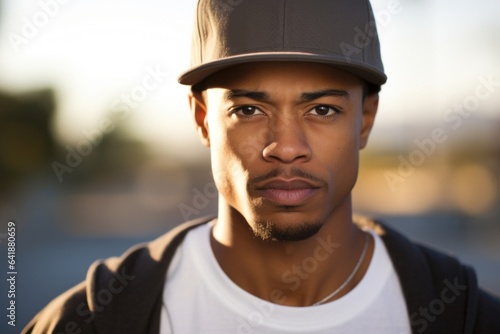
top-left (334, 135), bottom-right (360, 192)
top-left (210, 112), bottom-right (267, 168)
top-left (318, 139), bottom-right (358, 175)
top-left (208, 119), bottom-right (259, 203)
top-left (310, 122), bottom-right (360, 190)
top-left (312, 114), bottom-right (359, 158)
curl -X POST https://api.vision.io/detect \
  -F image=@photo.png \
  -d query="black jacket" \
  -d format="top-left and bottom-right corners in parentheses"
top-left (23, 217), bottom-right (500, 334)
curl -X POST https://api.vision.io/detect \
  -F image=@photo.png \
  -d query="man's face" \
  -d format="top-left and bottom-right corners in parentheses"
top-left (191, 62), bottom-right (378, 241)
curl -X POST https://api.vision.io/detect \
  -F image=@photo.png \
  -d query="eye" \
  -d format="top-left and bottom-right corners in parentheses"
top-left (233, 106), bottom-right (265, 117)
top-left (307, 105), bottom-right (340, 116)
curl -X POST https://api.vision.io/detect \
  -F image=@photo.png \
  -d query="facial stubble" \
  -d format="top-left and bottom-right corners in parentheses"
top-left (252, 217), bottom-right (324, 242)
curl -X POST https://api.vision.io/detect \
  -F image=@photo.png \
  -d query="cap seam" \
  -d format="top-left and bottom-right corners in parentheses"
top-left (281, 0), bottom-right (286, 51)
top-left (231, 46), bottom-right (354, 55)
top-left (362, 0), bottom-right (370, 64)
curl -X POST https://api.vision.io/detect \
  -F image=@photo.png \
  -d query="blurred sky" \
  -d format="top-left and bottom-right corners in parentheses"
top-left (0, 0), bottom-right (499, 160)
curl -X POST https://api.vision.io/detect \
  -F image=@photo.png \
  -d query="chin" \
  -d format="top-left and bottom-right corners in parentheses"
top-left (249, 212), bottom-right (324, 242)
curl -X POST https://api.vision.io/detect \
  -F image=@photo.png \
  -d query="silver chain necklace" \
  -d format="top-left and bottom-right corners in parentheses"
top-left (312, 232), bottom-right (370, 306)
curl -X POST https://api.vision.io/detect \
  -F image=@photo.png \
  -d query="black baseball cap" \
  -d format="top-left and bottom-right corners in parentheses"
top-left (178, 0), bottom-right (387, 87)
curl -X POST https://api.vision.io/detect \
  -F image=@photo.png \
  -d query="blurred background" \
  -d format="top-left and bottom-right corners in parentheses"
top-left (0, 0), bottom-right (499, 331)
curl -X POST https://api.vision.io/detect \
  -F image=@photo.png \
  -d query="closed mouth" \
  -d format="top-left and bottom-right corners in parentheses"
top-left (255, 178), bottom-right (321, 206)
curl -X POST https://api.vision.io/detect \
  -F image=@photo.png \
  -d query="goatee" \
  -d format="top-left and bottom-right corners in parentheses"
top-left (252, 219), bottom-right (323, 241)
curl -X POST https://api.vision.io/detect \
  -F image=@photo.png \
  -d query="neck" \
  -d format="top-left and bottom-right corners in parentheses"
top-left (211, 195), bottom-right (373, 307)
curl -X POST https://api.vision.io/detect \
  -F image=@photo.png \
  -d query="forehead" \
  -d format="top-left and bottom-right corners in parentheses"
top-left (203, 62), bottom-right (364, 92)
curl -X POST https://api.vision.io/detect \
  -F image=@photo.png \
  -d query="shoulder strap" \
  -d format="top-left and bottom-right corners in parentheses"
top-left (378, 222), bottom-right (476, 334)
top-left (463, 265), bottom-right (478, 333)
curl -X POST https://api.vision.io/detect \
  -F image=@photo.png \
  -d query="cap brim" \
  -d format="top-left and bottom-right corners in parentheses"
top-left (178, 52), bottom-right (387, 87)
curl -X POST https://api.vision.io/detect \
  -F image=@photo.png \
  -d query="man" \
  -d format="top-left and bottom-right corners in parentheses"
top-left (23, 0), bottom-right (500, 333)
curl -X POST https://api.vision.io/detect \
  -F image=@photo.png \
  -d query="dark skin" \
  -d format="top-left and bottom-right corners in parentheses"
top-left (189, 62), bottom-right (379, 307)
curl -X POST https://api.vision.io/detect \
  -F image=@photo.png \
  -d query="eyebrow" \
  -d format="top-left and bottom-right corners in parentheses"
top-left (223, 88), bottom-right (350, 103)
top-left (224, 89), bottom-right (270, 102)
top-left (298, 89), bottom-right (350, 103)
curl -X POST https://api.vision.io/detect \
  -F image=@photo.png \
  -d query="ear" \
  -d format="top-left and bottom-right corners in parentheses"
top-left (189, 91), bottom-right (210, 147)
top-left (359, 93), bottom-right (379, 149)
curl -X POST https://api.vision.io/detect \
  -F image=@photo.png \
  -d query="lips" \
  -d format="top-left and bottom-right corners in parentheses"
top-left (255, 178), bottom-right (321, 206)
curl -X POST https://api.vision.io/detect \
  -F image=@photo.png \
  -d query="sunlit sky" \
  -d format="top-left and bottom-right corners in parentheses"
top-left (0, 0), bottom-right (499, 160)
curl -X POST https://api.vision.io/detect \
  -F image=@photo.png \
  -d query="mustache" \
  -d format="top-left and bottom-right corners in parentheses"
top-left (248, 167), bottom-right (328, 189)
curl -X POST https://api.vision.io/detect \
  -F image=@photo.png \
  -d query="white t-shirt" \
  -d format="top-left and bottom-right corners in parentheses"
top-left (161, 221), bottom-right (411, 333)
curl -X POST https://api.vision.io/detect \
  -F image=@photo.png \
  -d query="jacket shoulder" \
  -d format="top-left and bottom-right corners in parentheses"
top-left (22, 216), bottom-right (213, 334)
top-left (21, 281), bottom-right (95, 334)
top-left (87, 217), bottom-right (212, 332)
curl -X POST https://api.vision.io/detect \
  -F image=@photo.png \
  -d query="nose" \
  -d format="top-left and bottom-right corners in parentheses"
top-left (262, 115), bottom-right (312, 164)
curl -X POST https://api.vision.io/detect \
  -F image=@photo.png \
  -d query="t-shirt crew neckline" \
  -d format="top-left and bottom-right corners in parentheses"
top-left (187, 220), bottom-right (391, 332)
